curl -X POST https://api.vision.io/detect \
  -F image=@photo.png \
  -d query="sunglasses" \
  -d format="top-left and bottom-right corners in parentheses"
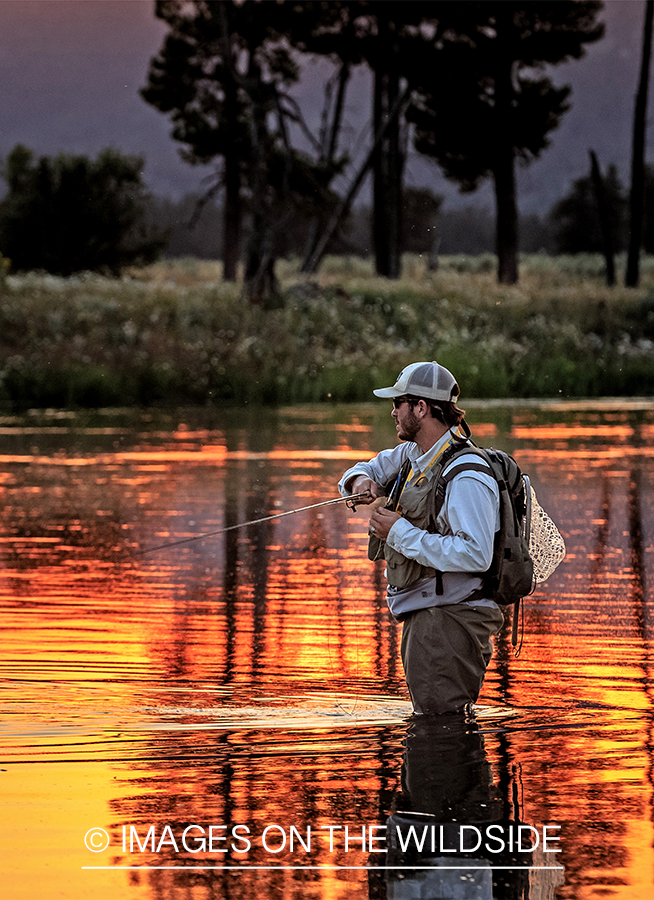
top-left (392, 397), bottom-right (416, 409)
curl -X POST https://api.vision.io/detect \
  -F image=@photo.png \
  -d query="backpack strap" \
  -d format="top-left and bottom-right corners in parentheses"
top-left (431, 445), bottom-right (500, 600)
top-left (426, 441), bottom-right (490, 594)
top-left (432, 445), bottom-right (493, 523)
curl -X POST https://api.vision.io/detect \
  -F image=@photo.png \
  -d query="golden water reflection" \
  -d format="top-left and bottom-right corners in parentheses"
top-left (0, 402), bottom-right (653, 900)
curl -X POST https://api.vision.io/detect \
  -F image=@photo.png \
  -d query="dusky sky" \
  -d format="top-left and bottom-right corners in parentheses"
top-left (0, 0), bottom-right (650, 214)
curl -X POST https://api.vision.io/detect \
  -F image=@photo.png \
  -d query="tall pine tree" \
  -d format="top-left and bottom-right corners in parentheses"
top-left (142, 1), bottom-right (347, 301)
top-left (406, 1), bottom-right (603, 284)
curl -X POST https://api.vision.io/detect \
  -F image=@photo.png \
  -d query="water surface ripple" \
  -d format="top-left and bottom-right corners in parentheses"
top-left (1, 402), bottom-right (653, 900)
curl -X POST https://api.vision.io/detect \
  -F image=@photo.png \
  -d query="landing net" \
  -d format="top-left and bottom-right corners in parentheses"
top-left (529, 487), bottom-right (566, 583)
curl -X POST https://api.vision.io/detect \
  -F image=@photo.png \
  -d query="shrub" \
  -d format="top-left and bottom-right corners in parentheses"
top-left (0, 145), bottom-right (165, 276)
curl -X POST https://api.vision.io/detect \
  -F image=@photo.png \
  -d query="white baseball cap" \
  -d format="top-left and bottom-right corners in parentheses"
top-left (373, 361), bottom-right (460, 402)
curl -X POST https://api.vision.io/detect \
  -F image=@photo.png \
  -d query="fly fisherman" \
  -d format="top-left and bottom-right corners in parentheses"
top-left (339, 361), bottom-right (504, 715)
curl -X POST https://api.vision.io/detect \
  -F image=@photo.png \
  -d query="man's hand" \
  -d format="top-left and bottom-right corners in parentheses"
top-left (369, 507), bottom-right (402, 541)
top-left (348, 475), bottom-right (379, 504)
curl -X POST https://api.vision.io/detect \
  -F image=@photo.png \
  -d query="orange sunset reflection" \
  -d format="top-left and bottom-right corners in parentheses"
top-left (0, 404), bottom-right (653, 900)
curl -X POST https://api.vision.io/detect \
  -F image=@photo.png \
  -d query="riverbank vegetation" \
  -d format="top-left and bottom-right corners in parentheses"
top-left (1, 254), bottom-right (653, 410)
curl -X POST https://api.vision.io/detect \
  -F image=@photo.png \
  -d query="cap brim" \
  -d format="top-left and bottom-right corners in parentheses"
top-left (372, 387), bottom-right (401, 398)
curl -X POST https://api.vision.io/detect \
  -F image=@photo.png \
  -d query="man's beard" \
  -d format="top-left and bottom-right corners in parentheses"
top-left (397, 409), bottom-right (421, 442)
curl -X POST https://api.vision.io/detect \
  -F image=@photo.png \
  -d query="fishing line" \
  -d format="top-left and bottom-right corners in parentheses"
top-left (133, 491), bottom-right (373, 720)
top-left (333, 497), bottom-right (372, 719)
top-left (133, 493), bottom-right (370, 557)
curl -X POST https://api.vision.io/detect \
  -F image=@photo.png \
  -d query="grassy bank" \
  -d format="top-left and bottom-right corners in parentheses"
top-left (1, 253), bottom-right (654, 409)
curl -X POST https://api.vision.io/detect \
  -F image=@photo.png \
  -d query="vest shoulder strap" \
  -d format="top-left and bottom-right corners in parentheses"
top-left (385, 457), bottom-right (412, 512)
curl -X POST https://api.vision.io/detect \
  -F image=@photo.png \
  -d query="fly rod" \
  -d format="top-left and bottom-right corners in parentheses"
top-left (134, 492), bottom-right (371, 557)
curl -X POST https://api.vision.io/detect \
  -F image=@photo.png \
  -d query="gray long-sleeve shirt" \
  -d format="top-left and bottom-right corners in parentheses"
top-left (339, 431), bottom-right (500, 616)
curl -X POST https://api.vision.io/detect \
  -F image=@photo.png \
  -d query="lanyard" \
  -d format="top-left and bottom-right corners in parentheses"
top-left (401, 430), bottom-right (463, 497)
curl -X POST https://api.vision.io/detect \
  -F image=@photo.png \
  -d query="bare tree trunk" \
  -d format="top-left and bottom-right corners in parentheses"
top-left (302, 85), bottom-right (411, 274)
top-left (245, 251), bottom-right (278, 306)
top-left (244, 205), bottom-right (279, 306)
top-left (373, 69), bottom-right (402, 278)
top-left (244, 62), bottom-right (279, 307)
top-left (493, 150), bottom-right (518, 285)
top-left (428, 234), bottom-right (441, 272)
top-left (327, 60), bottom-right (350, 163)
top-left (589, 150), bottom-right (616, 287)
top-left (301, 61), bottom-right (351, 272)
top-left (372, 15), bottom-right (402, 279)
top-left (626, 0), bottom-right (654, 288)
top-left (217, 4), bottom-right (241, 282)
top-left (493, 8), bottom-right (519, 285)
top-left (372, 69), bottom-right (389, 276)
top-left (223, 144), bottom-right (240, 282)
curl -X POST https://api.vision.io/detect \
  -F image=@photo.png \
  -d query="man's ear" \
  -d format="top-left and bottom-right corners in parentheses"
top-left (416, 399), bottom-right (429, 418)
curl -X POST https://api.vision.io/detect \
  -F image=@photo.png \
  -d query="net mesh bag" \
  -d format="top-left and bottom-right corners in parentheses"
top-left (529, 487), bottom-right (566, 583)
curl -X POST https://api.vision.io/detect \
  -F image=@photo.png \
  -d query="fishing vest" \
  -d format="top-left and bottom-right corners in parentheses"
top-left (368, 440), bottom-right (486, 593)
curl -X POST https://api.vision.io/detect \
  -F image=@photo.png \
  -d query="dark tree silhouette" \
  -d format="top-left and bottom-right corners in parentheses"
top-left (401, 187), bottom-right (443, 255)
top-left (625, 0), bottom-right (654, 287)
top-left (589, 150), bottom-right (617, 286)
top-left (142, 1), bottom-right (249, 282)
top-left (0, 145), bottom-right (163, 275)
top-left (333, 2), bottom-right (431, 278)
top-left (142, 0), bottom-right (347, 302)
top-left (298, 1), bottom-right (437, 276)
top-left (370, 6), bottom-right (406, 279)
top-left (642, 165), bottom-right (654, 253)
top-left (550, 161), bottom-right (626, 256)
top-left (146, 1), bottom-right (441, 284)
top-left (405, 1), bottom-right (604, 284)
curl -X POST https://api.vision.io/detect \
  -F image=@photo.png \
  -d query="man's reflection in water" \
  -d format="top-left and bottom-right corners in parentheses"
top-left (370, 714), bottom-right (559, 900)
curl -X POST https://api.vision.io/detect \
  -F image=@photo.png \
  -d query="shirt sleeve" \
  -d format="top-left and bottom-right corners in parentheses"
top-left (338, 444), bottom-right (412, 497)
top-left (385, 471), bottom-right (499, 573)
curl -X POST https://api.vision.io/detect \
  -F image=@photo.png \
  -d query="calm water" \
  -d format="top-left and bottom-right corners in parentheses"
top-left (0, 401), bottom-right (653, 900)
